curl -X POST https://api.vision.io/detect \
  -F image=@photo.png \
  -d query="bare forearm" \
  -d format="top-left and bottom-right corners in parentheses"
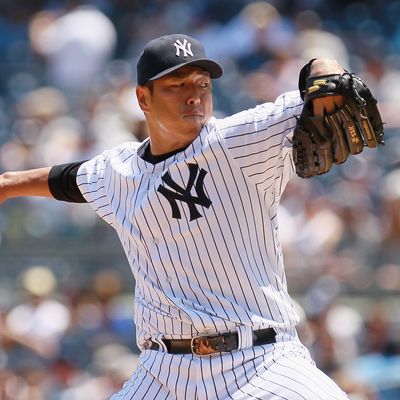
top-left (0, 167), bottom-right (53, 203)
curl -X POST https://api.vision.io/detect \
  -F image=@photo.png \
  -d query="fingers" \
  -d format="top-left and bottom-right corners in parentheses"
top-left (309, 58), bottom-right (346, 77)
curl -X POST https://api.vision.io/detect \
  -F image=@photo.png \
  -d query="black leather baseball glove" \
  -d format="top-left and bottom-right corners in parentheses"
top-left (293, 72), bottom-right (384, 178)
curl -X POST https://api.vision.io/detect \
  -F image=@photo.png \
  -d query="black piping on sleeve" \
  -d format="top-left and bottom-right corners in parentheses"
top-left (48, 161), bottom-right (88, 203)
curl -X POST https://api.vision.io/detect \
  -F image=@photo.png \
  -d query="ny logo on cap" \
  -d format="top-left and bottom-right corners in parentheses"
top-left (173, 39), bottom-right (193, 57)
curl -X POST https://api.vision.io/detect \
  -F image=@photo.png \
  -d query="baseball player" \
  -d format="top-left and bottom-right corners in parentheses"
top-left (0, 34), bottom-right (383, 399)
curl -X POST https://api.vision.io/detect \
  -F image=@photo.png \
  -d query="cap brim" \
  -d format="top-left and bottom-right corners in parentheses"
top-left (148, 59), bottom-right (223, 82)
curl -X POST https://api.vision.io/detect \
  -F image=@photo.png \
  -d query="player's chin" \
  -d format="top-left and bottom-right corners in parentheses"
top-left (182, 116), bottom-right (206, 135)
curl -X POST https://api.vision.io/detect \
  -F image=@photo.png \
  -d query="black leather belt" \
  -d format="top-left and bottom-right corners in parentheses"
top-left (148, 327), bottom-right (276, 356)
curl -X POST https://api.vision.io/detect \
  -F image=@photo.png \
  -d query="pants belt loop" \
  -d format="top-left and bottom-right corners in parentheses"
top-left (237, 325), bottom-right (253, 350)
top-left (153, 335), bottom-right (168, 353)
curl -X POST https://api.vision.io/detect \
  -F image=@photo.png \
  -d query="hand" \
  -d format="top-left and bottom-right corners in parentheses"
top-left (0, 173), bottom-right (9, 205)
top-left (309, 58), bottom-right (345, 117)
top-left (0, 168), bottom-right (52, 204)
top-left (293, 70), bottom-right (384, 179)
top-left (309, 58), bottom-right (345, 77)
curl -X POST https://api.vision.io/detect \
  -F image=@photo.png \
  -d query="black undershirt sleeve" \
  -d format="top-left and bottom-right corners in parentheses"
top-left (48, 161), bottom-right (88, 203)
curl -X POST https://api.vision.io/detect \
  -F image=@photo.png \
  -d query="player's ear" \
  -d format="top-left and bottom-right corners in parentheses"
top-left (136, 85), bottom-right (152, 112)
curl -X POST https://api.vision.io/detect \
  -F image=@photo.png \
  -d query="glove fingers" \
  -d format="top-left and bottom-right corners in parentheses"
top-left (309, 116), bottom-right (334, 174)
top-left (344, 103), bottom-right (378, 148)
top-left (337, 107), bottom-right (364, 155)
top-left (364, 99), bottom-right (385, 145)
top-left (347, 77), bottom-right (384, 147)
top-left (358, 106), bottom-right (379, 147)
top-left (310, 115), bottom-right (332, 141)
top-left (326, 112), bottom-right (351, 164)
top-left (324, 113), bottom-right (349, 164)
top-left (315, 142), bottom-right (334, 175)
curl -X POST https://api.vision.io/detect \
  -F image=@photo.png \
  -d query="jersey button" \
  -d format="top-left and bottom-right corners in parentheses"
top-left (166, 276), bottom-right (173, 283)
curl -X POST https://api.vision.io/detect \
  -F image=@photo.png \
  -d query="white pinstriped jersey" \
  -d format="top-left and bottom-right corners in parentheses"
top-left (76, 90), bottom-right (303, 350)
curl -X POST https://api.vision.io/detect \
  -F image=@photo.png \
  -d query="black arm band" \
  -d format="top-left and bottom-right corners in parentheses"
top-left (48, 161), bottom-right (88, 203)
top-left (298, 58), bottom-right (317, 100)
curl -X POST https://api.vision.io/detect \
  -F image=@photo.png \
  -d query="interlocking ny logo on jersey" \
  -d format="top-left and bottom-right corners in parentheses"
top-left (157, 164), bottom-right (212, 220)
top-left (173, 39), bottom-right (193, 57)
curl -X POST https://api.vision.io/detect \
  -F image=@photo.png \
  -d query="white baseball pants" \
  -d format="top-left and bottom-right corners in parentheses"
top-left (110, 339), bottom-right (349, 400)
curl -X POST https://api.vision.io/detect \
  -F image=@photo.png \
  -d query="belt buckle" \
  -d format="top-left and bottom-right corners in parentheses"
top-left (190, 332), bottom-right (230, 356)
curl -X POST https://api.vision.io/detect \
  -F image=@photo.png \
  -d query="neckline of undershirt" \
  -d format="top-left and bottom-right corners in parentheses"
top-left (142, 142), bottom-right (189, 164)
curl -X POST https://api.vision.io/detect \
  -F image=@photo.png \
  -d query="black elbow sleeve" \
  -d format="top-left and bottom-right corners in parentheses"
top-left (48, 161), bottom-right (88, 203)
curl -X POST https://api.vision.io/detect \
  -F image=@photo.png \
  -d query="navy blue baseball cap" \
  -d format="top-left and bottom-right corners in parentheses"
top-left (137, 34), bottom-right (223, 85)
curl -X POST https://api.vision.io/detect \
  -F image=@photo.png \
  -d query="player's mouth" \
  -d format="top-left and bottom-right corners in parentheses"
top-left (183, 110), bottom-right (204, 119)
top-left (183, 114), bottom-right (204, 119)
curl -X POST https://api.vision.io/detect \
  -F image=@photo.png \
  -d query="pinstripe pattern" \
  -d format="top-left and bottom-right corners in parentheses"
top-left (110, 339), bottom-right (348, 400)
top-left (76, 90), bottom-right (348, 399)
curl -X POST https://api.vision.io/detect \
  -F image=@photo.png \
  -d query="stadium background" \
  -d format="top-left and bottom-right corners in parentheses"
top-left (0, 0), bottom-right (399, 399)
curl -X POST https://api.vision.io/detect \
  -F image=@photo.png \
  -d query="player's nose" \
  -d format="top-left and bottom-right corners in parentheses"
top-left (187, 96), bottom-right (201, 105)
top-left (186, 86), bottom-right (201, 105)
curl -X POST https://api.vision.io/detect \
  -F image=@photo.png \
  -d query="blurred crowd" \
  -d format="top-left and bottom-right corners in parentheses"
top-left (0, 0), bottom-right (400, 399)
